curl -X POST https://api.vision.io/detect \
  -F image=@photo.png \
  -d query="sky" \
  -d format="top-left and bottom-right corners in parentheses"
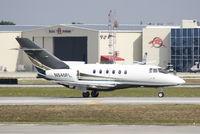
top-left (0, 0), bottom-right (200, 25)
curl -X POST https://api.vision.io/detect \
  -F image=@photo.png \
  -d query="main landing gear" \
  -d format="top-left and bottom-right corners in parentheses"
top-left (158, 88), bottom-right (164, 98)
top-left (82, 91), bottom-right (99, 98)
top-left (82, 92), bottom-right (90, 98)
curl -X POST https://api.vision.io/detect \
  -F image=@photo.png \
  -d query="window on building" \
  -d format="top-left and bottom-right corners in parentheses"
top-left (176, 29), bottom-right (181, 37)
top-left (188, 29), bottom-right (193, 37)
top-left (183, 38), bottom-right (187, 46)
top-left (171, 28), bottom-right (200, 72)
top-left (183, 29), bottom-right (187, 37)
top-left (171, 29), bottom-right (175, 37)
top-left (194, 38), bottom-right (198, 46)
top-left (194, 47), bottom-right (199, 55)
top-left (194, 28), bottom-right (198, 37)
top-left (171, 38), bottom-right (175, 47)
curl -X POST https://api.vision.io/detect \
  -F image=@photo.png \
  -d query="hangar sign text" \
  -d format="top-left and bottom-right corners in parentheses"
top-left (49, 28), bottom-right (72, 34)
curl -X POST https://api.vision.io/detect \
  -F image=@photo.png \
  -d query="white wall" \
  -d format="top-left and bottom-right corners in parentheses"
top-left (143, 27), bottom-right (171, 67)
top-left (99, 31), bottom-right (142, 64)
top-left (0, 32), bottom-right (21, 72)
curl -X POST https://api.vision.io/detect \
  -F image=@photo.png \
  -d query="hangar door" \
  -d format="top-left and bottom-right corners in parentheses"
top-left (53, 37), bottom-right (87, 63)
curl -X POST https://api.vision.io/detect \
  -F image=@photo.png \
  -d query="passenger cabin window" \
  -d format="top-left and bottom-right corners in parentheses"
top-left (124, 70), bottom-right (127, 74)
top-left (118, 70), bottom-right (121, 74)
top-left (93, 69), bottom-right (96, 74)
top-left (112, 70), bottom-right (115, 74)
top-left (99, 69), bottom-right (102, 74)
top-left (106, 70), bottom-right (109, 74)
top-left (93, 69), bottom-right (128, 75)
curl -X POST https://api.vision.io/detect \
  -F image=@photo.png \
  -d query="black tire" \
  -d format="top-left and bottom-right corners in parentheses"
top-left (91, 91), bottom-right (99, 97)
top-left (158, 92), bottom-right (164, 98)
top-left (82, 92), bottom-right (90, 98)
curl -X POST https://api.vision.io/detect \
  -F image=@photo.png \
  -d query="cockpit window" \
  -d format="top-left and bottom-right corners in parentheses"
top-left (149, 68), bottom-right (153, 73)
top-left (153, 68), bottom-right (158, 73)
top-left (149, 68), bottom-right (170, 74)
top-left (158, 68), bottom-right (169, 74)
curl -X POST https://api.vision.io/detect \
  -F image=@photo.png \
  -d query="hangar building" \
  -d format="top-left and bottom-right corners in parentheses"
top-left (0, 20), bottom-right (199, 72)
top-left (0, 24), bottom-right (143, 72)
top-left (143, 20), bottom-right (200, 72)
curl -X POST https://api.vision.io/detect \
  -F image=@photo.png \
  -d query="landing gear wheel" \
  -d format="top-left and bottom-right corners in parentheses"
top-left (158, 92), bottom-right (164, 98)
top-left (82, 92), bottom-right (90, 98)
top-left (91, 91), bottom-right (99, 97)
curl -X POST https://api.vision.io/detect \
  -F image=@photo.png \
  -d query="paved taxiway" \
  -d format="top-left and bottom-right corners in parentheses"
top-left (0, 97), bottom-right (200, 105)
top-left (0, 124), bottom-right (200, 134)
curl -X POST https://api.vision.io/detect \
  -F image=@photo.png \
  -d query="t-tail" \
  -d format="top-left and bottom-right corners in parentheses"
top-left (16, 37), bottom-right (69, 77)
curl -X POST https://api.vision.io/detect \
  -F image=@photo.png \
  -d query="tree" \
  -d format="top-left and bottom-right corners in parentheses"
top-left (0, 20), bottom-right (15, 25)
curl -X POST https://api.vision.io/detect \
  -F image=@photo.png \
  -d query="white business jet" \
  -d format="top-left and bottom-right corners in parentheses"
top-left (16, 38), bottom-right (185, 98)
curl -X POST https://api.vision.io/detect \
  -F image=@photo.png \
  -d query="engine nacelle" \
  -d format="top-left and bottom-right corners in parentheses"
top-left (45, 69), bottom-right (78, 82)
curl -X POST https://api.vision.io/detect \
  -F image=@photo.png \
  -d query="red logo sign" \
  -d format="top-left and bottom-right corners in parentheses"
top-left (149, 37), bottom-right (166, 48)
top-left (56, 28), bottom-right (62, 34)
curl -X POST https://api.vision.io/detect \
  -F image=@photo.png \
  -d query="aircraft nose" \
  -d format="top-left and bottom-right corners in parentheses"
top-left (177, 77), bottom-right (185, 85)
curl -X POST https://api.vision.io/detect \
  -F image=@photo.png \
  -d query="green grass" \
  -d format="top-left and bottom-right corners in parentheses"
top-left (0, 87), bottom-right (200, 97)
top-left (0, 87), bottom-right (81, 97)
top-left (0, 104), bottom-right (199, 125)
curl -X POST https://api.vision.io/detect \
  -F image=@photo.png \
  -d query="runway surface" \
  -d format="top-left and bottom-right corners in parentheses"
top-left (0, 84), bottom-right (200, 87)
top-left (0, 97), bottom-right (200, 105)
top-left (0, 124), bottom-right (200, 134)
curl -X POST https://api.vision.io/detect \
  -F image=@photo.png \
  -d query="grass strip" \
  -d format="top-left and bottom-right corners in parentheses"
top-left (18, 80), bottom-right (56, 85)
top-left (0, 104), bottom-right (199, 125)
top-left (0, 87), bottom-right (200, 97)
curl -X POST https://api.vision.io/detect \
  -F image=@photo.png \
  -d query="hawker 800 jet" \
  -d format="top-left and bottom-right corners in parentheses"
top-left (16, 38), bottom-right (185, 98)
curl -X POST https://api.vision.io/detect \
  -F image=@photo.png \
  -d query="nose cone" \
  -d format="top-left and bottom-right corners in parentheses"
top-left (176, 77), bottom-right (185, 85)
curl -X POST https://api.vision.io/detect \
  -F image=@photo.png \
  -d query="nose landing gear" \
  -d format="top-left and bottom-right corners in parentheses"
top-left (158, 88), bottom-right (164, 98)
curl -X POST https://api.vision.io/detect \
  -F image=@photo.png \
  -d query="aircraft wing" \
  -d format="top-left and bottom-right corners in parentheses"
top-left (58, 80), bottom-right (120, 89)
